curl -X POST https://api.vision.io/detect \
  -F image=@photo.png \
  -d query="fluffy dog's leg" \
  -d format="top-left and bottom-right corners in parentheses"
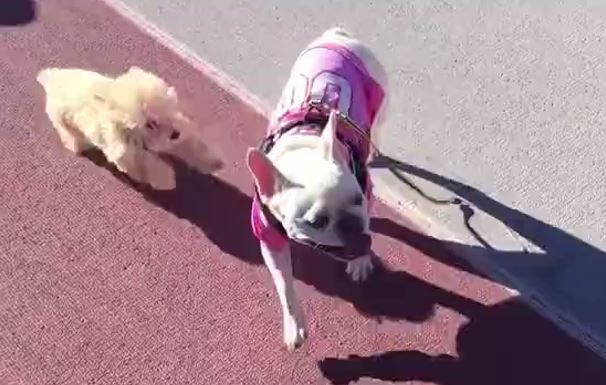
top-left (140, 152), bottom-right (176, 190)
top-left (105, 140), bottom-right (132, 173)
top-left (108, 145), bottom-right (175, 190)
top-left (46, 111), bottom-right (89, 153)
top-left (260, 242), bottom-right (307, 351)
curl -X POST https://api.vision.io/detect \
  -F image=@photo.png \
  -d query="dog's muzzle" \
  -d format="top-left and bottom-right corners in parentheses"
top-left (296, 234), bottom-right (371, 262)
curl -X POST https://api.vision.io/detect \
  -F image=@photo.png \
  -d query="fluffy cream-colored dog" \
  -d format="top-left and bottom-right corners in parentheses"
top-left (37, 66), bottom-right (222, 190)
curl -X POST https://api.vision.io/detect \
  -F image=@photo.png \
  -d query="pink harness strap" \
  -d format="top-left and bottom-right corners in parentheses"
top-left (251, 196), bottom-right (289, 251)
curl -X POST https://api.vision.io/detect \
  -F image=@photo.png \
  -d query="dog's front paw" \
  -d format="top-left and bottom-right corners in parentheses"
top-left (346, 255), bottom-right (374, 282)
top-left (283, 314), bottom-right (307, 351)
top-left (150, 176), bottom-right (176, 191)
top-left (148, 168), bottom-right (176, 191)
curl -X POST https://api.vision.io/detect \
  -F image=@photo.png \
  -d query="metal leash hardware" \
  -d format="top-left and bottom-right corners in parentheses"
top-left (307, 100), bottom-right (382, 158)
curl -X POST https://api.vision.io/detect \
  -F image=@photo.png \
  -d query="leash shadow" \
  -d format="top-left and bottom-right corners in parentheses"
top-left (369, 153), bottom-right (606, 328)
top-left (369, 153), bottom-right (606, 285)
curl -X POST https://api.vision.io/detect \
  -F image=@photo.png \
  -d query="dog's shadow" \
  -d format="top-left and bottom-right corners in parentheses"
top-left (84, 148), bottom-right (480, 324)
top-left (315, 153), bottom-right (606, 384)
top-left (149, 159), bottom-right (606, 384)
top-left (0, 0), bottom-right (36, 26)
top-left (86, 149), bottom-right (606, 383)
top-left (84, 149), bottom-right (260, 264)
top-left (318, 296), bottom-right (606, 385)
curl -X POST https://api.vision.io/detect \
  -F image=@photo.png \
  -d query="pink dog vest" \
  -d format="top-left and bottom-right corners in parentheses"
top-left (251, 41), bottom-right (385, 251)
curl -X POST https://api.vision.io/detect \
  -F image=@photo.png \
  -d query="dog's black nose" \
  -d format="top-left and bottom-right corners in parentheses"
top-left (335, 211), bottom-right (371, 257)
top-left (170, 130), bottom-right (180, 140)
top-left (345, 234), bottom-right (371, 257)
top-left (336, 211), bottom-right (364, 236)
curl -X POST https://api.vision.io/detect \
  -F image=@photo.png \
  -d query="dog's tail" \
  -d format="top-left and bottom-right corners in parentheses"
top-left (36, 68), bottom-right (57, 88)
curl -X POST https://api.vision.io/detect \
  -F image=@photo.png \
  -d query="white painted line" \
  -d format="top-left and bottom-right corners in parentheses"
top-left (99, 0), bottom-right (271, 118)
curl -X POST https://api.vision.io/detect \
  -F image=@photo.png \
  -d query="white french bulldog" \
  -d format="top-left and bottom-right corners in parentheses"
top-left (246, 27), bottom-right (388, 350)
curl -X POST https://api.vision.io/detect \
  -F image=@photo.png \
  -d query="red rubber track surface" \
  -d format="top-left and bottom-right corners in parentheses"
top-left (1, 1), bottom-right (605, 384)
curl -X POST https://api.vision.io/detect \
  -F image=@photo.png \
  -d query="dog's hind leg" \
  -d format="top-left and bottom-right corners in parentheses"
top-left (260, 242), bottom-right (307, 351)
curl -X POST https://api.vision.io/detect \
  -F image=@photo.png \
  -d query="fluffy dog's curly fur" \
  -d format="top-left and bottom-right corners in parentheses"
top-left (37, 66), bottom-right (222, 190)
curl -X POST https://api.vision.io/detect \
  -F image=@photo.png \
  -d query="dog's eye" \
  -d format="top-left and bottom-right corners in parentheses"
top-left (307, 214), bottom-right (329, 230)
top-left (352, 194), bottom-right (364, 206)
top-left (146, 121), bottom-right (158, 130)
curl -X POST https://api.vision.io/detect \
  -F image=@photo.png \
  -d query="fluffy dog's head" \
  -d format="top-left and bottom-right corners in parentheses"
top-left (102, 67), bottom-right (222, 173)
top-left (247, 111), bottom-right (370, 257)
top-left (100, 67), bottom-right (184, 152)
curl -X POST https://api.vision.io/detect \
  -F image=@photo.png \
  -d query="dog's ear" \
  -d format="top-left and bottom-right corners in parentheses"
top-left (246, 148), bottom-right (290, 199)
top-left (321, 109), bottom-right (339, 161)
top-left (171, 111), bottom-right (192, 133)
